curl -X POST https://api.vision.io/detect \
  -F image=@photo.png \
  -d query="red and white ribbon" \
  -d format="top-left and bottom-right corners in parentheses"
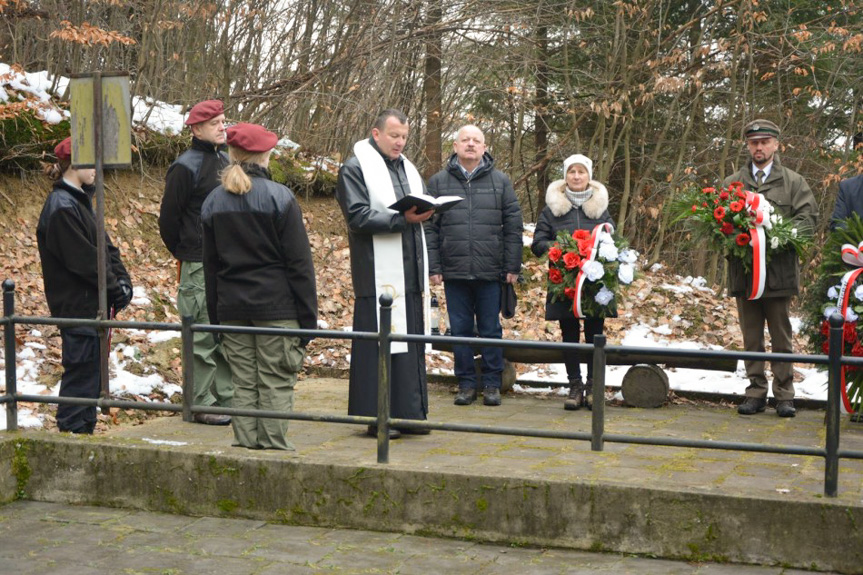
top-left (837, 241), bottom-right (863, 413)
top-left (574, 223), bottom-right (615, 318)
top-left (745, 191), bottom-right (768, 300)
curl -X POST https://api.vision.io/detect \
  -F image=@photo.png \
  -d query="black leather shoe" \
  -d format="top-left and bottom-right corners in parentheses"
top-left (367, 425), bottom-right (401, 439)
top-left (737, 397), bottom-right (767, 415)
top-left (776, 400), bottom-right (796, 418)
top-left (483, 387), bottom-right (501, 406)
top-left (454, 387), bottom-right (477, 405)
top-left (194, 413), bottom-right (232, 425)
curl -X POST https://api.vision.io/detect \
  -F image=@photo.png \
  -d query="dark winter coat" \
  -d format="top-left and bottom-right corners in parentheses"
top-left (159, 137), bottom-right (229, 262)
top-left (336, 138), bottom-right (425, 297)
top-left (723, 157), bottom-right (817, 298)
top-left (37, 179), bottom-right (131, 318)
top-left (425, 152), bottom-right (523, 281)
top-left (200, 164), bottom-right (317, 332)
top-left (831, 174), bottom-right (863, 231)
top-left (531, 179), bottom-right (614, 320)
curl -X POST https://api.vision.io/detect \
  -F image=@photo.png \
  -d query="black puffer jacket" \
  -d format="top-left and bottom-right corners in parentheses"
top-left (37, 179), bottom-right (131, 318)
top-left (159, 137), bottom-right (229, 262)
top-left (531, 179), bottom-right (614, 320)
top-left (335, 138), bottom-right (426, 297)
top-left (201, 164), bottom-right (318, 331)
top-left (425, 152), bottom-right (523, 281)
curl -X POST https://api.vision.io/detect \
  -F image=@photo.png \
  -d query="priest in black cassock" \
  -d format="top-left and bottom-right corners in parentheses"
top-left (335, 109), bottom-right (434, 439)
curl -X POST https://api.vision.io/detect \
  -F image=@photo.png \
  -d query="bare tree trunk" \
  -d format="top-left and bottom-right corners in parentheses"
top-left (421, 0), bottom-right (442, 179)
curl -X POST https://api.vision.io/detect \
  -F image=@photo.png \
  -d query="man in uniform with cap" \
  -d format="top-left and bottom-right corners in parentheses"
top-left (723, 119), bottom-right (818, 418)
top-left (159, 99), bottom-right (233, 425)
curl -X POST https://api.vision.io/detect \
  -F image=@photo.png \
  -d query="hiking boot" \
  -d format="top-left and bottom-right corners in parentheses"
top-left (775, 400), bottom-right (796, 418)
top-left (737, 397), bottom-right (767, 415)
top-left (564, 379), bottom-right (583, 411)
top-left (483, 387), bottom-right (501, 406)
top-left (584, 378), bottom-right (593, 411)
top-left (454, 387), bottom-right (477, 406)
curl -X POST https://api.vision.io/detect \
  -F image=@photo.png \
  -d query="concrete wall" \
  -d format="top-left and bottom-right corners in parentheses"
top-left (2, 435), bottom-right (862, 573)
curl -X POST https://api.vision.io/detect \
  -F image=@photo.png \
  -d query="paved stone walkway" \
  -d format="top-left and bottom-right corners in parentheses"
top-left (0, 500), bottom-right (836, 574)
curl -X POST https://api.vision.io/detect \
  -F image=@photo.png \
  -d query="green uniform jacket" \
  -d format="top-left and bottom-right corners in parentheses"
top-left (722, 157), bottom-right (818, 298)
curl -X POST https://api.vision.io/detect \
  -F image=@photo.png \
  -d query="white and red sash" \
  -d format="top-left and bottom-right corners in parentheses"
top-left (744, 191), bottom-right (768, 300)
top-left (574, 223), bottom-right (615, 318)
top-left (837, 241), bottom-right (863, 412)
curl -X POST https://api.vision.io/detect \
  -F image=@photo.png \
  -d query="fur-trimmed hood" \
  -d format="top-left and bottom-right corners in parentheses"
top-left (544, 179), bottom-right (609, 220)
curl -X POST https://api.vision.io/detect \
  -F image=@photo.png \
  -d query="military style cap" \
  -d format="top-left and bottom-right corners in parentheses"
top-left (54, 137), bottom-right (72, 161)
top-left (743, 119), bottom-right (780, 140)
top-left (185, 99), bottom-right (224, 126)
top-left (226, 123), bottom-right (278, 153)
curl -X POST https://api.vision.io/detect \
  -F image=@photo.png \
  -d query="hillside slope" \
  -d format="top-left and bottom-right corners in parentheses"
top-left (1, 166), bottom-right (794, 430)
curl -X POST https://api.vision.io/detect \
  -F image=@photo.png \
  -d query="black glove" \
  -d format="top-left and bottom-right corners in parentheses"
top-left (114, 281), bottom-right (133, 312)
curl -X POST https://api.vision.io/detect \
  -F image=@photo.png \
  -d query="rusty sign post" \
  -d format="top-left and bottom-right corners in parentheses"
top-left (69, 72), bottom-right (132, 406)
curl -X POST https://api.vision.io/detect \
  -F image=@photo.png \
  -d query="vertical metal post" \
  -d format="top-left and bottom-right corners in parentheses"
top-left (93, 72), bottom-right (110, 409)
top-left (3, 280), bottom-right (17, 432)
top-left (591, 334), bottom-right (606, 451)
top-left (181, 315), bottom-right (194, 423)
top-left (377, 294), bottom-right (393, 464)
top-left (825, 313), bottom-right (843, 497)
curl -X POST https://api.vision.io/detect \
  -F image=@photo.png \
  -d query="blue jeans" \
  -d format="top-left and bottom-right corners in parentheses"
top-left (444, 280), bottom-right (504, 389)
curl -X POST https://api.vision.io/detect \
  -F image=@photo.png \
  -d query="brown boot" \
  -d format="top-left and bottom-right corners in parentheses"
top-left (564, 379), bottom-right (583, 411)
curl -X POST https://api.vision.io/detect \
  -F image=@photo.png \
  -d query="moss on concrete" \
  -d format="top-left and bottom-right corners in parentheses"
top-left (12, 439), bottom-right (31, 499)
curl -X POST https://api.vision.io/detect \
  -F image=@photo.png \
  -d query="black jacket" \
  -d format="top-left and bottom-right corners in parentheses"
top-left (201, 164), bottom-right (318, 331)
top-left (531, 179), bottom-right (614, 320)
top-left (159, 137), bottom-right (229, 262)
top-left (335, 138), bottom-right (425, 297)
top-left (425, 152), bottom-right (523, 281)
top-left (831, 174), bottom-right (863, 231)
top-left (37, 179), bottom-right (131, 318)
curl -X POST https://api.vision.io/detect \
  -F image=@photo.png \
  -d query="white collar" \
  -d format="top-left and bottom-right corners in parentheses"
top-left (752, 162), bottom-right (773, 179)
top-left (61, 177), bottom-right (84, 192)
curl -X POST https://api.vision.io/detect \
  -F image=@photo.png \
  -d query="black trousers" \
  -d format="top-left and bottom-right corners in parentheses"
top-left (57, 327), bottom-right (101, 434)
top-left (560, 317), bottom-right (605, 382)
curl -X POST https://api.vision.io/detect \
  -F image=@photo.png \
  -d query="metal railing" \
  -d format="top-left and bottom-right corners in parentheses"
top-left (2, 279), bottom-right (863, 497)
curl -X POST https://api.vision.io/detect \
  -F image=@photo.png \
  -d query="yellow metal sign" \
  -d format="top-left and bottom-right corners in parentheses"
top-left (70, 73), bottom-right (132, 168)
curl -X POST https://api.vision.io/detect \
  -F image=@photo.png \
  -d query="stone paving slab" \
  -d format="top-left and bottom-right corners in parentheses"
top-left (0, 500), bottom-right (837, 575)
top-left (3, 378), bottom-right (863, 573)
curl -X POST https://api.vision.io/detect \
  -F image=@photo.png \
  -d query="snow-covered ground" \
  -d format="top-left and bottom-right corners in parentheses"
top-left (1, 62), bottom-right (298, 148)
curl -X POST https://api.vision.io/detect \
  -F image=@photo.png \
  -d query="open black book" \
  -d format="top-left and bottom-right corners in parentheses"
top-left (388, 193), bottom-right (463, 215)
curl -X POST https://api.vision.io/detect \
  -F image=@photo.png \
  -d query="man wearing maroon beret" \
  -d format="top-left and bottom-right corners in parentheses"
top-left (158, 99), bottom-right (233, 425)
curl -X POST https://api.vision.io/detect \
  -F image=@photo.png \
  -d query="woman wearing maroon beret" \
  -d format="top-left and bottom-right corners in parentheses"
top-left (36, 138), bottom-right (133, 433)
top-left (201, 123), bottom-right (318, 450)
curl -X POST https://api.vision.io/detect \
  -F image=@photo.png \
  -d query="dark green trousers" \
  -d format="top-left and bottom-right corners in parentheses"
top-left (735, 296), bottom-right (795, 401)
top-left (222, 319), bottom-right (305, 450)
top-left (177, 261), bottom-right (233, 407)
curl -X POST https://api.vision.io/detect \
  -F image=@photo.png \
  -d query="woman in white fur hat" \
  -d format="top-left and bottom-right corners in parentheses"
top-left (530, 154), bottom-right (614, 411)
